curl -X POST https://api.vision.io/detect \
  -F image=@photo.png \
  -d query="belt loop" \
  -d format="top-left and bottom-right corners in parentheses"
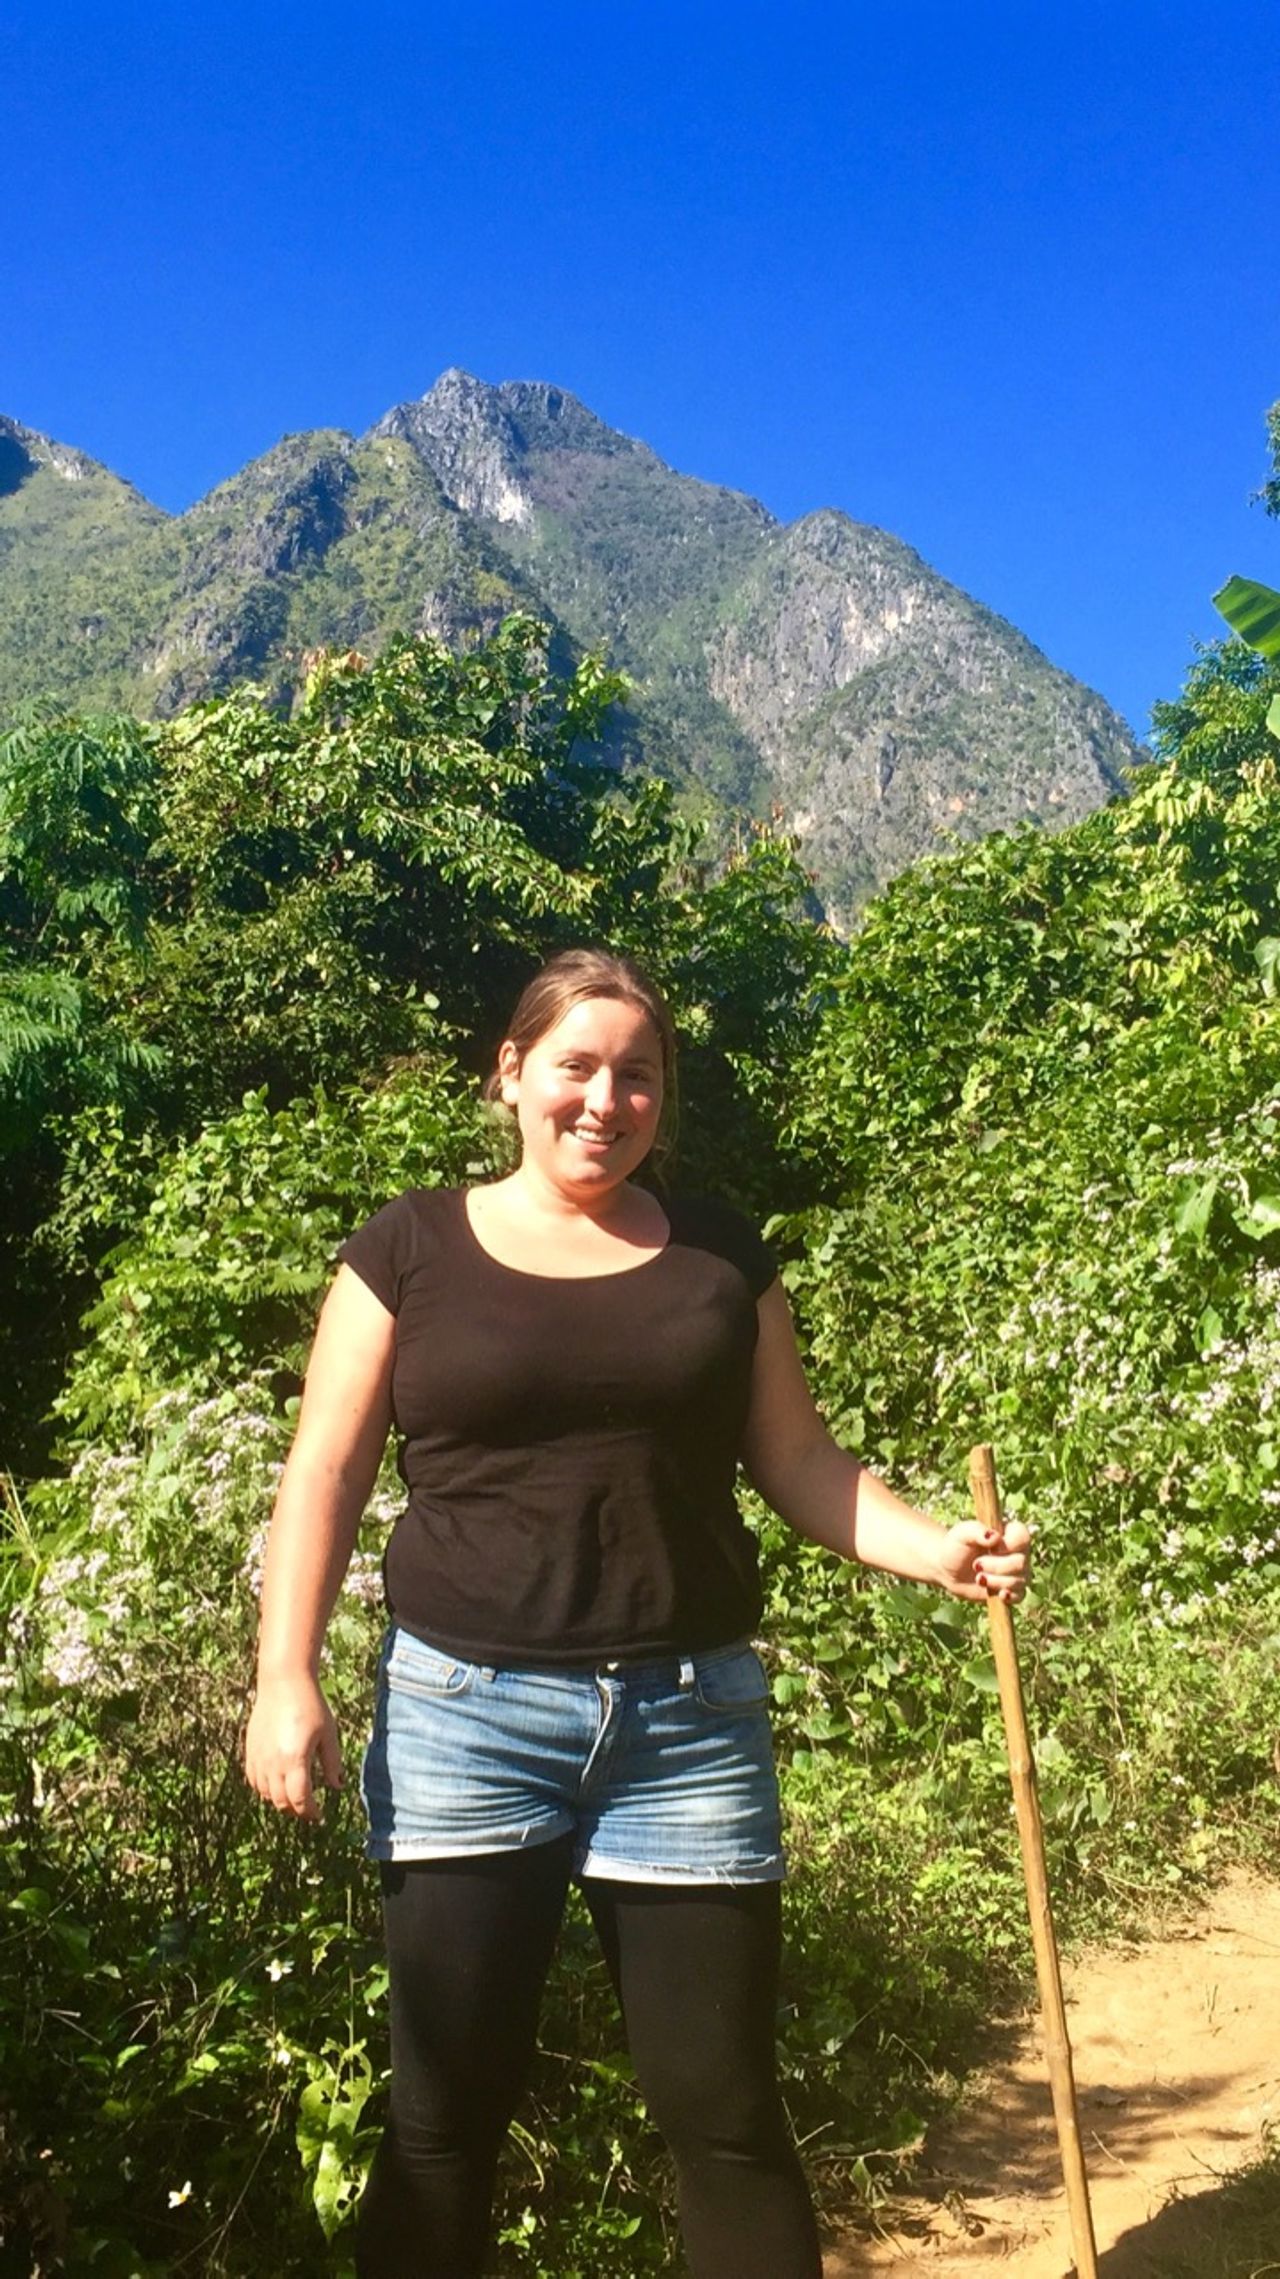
top-left (479, 1664), bottom-right (496, 1683)
top-left (678, 1654), bottom-right (696, 1692)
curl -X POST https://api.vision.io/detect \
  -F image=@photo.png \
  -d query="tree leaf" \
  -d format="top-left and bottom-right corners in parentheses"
top-left (1174, 1178), bottom-right (1217, 1241)
top-left (1234, 1193), bottom-right (1280, 1240)
top-left (1255, 938), bottom-right (1280, 998)
top-left (961, 1655), bottom-right (1000, 1696)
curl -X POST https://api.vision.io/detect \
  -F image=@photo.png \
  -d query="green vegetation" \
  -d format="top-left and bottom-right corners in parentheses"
top-left (2, 411), bottom-right (1280, 2272)
top-left (0, 421), bottom-right (183, 714)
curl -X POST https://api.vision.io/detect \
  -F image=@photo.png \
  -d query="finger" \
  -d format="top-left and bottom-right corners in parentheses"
top-left (978, 1568), bottom-right (1026, 1602)
top-left (1002, 1519), bottom-right (1033, 1552)
top-left (247, 1756), bottom-right (280, 1806)
top-left (282, 1761), bottom-right (319, 1820)
top-left (950, 1519), bottom-right (1000, 1549)
top-left (318, 1723), bottom-right (344, 1791)
top-left (978, 1548), bottom-right (1028, 1577)
top-left (265, 1767), bottom-right (297, 1814)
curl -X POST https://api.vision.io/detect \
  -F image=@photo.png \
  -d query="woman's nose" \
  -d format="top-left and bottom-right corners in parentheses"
top-left (585, 1068), bottom-right (618, 1116)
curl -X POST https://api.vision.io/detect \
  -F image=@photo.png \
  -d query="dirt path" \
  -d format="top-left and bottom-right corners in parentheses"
top-left (822, 1871), bottom-right (1280, 2278)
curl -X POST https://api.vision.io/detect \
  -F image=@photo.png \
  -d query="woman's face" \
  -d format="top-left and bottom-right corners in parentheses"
top-left (499, 995), bottom-right (665, 1200)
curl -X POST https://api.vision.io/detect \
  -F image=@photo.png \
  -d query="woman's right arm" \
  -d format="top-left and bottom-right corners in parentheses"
top-left (244, 1264), bottom-right (396, 1821)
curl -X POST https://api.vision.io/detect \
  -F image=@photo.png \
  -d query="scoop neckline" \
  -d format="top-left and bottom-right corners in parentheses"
top-left (457, 1185), bottom-right (672, 1283)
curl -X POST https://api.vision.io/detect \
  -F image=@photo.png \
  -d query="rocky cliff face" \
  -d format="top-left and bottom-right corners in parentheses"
top-left (374, 369), bottom-right (535, 527)
top-left (0, 377), bottom-right (1140, 915)
top-left (700, 510), bottom-right (1128, 907)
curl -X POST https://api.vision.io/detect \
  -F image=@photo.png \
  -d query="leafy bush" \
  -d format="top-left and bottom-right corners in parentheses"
top-left (55, 1057), bottom-right (493, 1438)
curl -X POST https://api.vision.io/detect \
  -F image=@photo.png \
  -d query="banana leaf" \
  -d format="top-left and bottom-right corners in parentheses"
top-left (1214, 574), bottom-right (1280, 658)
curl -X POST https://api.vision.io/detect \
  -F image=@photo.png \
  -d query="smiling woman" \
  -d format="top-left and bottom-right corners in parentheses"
top-left (501, 999), bottom-right (662, 1174)
top-left (478, 978), bottom-right (672, 1265)
top-left (243, 944), bottom-right (1028, 2279)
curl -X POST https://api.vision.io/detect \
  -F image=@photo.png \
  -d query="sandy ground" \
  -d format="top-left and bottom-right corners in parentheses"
top-left (822, 1871), bottom-right (1280, 2278)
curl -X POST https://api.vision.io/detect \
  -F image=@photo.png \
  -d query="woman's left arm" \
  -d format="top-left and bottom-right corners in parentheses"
top-left (741, 1282), bottom-right (1029, 1603)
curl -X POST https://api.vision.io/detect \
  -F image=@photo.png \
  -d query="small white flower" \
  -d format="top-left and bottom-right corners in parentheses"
top-left (266, 1958), bottom-right (292, 1982)
top-left (168, 2181), bottom-right (193, 2209)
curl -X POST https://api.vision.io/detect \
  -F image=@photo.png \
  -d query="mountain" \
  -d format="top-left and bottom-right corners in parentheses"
top-left (0, 377), bottom-right (1139, 916)
top-left (0, 415), bottom-right (181, 711)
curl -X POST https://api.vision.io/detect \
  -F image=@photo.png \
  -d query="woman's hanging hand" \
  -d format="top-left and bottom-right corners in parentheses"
top-left (245, 1672), bottom-right (343, 1821)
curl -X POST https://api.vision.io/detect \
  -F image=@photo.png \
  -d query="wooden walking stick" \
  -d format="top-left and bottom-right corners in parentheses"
top-left (968, 1443), bottom-right (1099, 2279)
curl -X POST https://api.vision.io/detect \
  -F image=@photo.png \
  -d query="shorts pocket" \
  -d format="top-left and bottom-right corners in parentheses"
top-left (693, 1644), bottom-right (770, 1713)
top-left (385, 1632), bottom-right (475, 1700)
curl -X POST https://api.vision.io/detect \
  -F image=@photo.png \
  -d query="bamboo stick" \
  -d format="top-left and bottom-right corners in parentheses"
top-left (968, 1442), bottom-right (1099, 2279)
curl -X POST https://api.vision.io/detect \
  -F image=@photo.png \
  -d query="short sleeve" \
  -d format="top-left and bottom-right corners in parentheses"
top-left (667, 1195), bottom-right (778, 1299)
top-left (338, 1192), bottom-right (421, 1315)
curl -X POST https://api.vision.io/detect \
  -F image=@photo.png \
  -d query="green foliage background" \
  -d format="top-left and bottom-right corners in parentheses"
top-left (3, 423), bottom-right (1280, 2274)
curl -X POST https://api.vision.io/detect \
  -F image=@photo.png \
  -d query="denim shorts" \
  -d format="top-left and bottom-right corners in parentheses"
top-left (361, 1627), bottom-right (785, 1885)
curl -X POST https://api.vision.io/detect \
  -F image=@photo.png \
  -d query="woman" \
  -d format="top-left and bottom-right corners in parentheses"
top-left (244, 948), bottom-right (1029, 2278)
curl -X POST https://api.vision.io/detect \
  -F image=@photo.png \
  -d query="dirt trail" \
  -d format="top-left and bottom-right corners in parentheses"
top-left (823, 1872), bottom-right (1280, 2278)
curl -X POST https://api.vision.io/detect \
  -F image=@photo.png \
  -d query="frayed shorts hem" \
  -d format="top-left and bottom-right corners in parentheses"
top-left (367, 1830), bottom-right (568, 1863)
top-left (368, 1829), bottom-right (786, 1886)
top-left (575, 1852), bottom-right (786, 1886)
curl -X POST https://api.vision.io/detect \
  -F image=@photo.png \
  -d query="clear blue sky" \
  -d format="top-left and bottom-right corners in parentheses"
top-left (4, 0), bottom-right (1278, 739)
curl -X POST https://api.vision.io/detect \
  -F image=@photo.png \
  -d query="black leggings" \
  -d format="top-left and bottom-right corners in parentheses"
top-left (354, 1836), bottom-right (821, 2277)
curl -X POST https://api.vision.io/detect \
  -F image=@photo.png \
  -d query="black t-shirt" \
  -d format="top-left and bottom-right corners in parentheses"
top-left (338, 1186), bottom-right (777, 1664)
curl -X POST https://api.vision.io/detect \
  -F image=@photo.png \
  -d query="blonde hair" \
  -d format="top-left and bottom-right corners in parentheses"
top-left (486, 948), bottom-right (678, 1168)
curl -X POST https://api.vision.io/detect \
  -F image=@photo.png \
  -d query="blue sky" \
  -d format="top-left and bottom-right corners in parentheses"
top-left (4, 0), bottom-right (1278, 739)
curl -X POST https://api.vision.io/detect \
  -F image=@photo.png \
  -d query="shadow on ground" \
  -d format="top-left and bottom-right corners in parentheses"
top-left (831, 2142), bottom-right (1280, 2278)
top-left (1096, 2153), bottom-right (1280, 2279)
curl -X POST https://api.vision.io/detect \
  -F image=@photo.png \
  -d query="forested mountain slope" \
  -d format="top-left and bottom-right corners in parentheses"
top-left (0, 375), bottom-right (1139, 915)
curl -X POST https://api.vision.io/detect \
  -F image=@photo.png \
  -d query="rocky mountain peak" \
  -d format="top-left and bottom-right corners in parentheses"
top-left (372, 368), bottom-right (533, 525)
top-left (0, 413), bottom-right (120, 496)
top-left (370, 369), bottom-right (671, 527)
top-left (490, 378), bottom-right (654, 463)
